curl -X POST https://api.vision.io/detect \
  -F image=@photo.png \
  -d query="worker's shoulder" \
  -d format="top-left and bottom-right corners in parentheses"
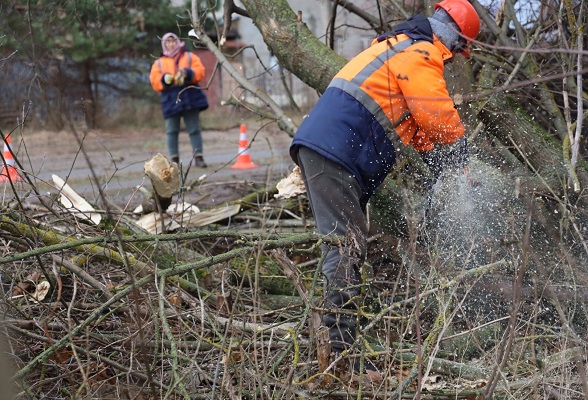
top-left (370, 36), bottom-right (439, 59)
top-left (152, 55), bottom-right (170, 64)
top-left (404, 39), bottom-right (438, 55)
top-left (395, 40), bottom-right (444, 66)
top-left (408, 39), bottom-right (436, 49)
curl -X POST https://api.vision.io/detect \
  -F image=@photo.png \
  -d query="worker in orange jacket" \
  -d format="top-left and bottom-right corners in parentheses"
top-left (150, 33), bottom-right (209, 167)
top-left (290, 0), bottom-right (480, 375)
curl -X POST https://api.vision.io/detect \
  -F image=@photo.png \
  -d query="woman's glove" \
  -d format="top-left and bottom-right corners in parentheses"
top-left (173, 68), bottom-right (194, 86)
top-left (173, 71), bottom-right (185, 86)
top-left (162, 74), bottom-right (174, 86)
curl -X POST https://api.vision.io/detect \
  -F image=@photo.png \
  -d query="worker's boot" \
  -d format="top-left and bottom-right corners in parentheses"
top-left (171, 156), bottom-right (180, 165)
top-left (194, 153), bottom-right (207, 168)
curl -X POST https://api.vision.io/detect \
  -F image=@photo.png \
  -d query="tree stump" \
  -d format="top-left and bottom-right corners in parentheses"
top-left (144, 154), bottom-right (180, 212)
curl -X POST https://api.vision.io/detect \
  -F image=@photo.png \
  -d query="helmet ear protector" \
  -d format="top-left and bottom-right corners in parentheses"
top-left (434, 0), bottom-right (481, 57)
top-left (453, 37), bottom-right (470, 57)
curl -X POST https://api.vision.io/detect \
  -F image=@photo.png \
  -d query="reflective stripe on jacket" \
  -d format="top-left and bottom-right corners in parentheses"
top-left (149, 49), bottom-right (208, 119)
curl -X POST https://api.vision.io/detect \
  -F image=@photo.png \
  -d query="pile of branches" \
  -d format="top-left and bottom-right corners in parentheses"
top-left (0, 179), bottom-right (587, 400)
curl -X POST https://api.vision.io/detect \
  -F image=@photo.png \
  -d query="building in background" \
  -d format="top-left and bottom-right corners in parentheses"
top-left (225, 0), bottom-right (390, 111)
top-left (193, 17), bottom-right (246, 112)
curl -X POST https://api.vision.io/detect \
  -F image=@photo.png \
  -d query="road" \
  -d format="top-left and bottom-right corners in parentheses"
top-left (4, 125), bottom-right (294, 210)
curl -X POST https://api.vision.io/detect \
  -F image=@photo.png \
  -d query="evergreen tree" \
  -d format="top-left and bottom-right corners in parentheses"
top-left (0, 0), bottom-right (189, 128)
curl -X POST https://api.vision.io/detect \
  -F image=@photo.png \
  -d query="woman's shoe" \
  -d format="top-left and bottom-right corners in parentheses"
top-left (194, 155), bottom-right (207, 168)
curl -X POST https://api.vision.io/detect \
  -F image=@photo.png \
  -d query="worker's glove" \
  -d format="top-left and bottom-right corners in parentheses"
top-left (420, 136), bottom-right (470, 190)
top-left (174, 68), bottom-right (194, 86)
top-left (173, 71), bottom-right (185, 86)
top-left (162, 74), bottom-right (174, 86)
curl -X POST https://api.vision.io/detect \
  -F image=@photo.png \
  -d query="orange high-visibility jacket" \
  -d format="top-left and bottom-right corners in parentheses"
top-left (332, 33), bottom-right (464, 152)
top-left (150, 50), bottom-right (205, 92)
top-left (291, 16), bottom-right (465, 202)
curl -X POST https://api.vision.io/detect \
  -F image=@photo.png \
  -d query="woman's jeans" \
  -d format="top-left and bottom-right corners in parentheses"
top-left (296, 146), bottom-right (368, 353)
top-left (165, 108), bottom-right (202, 160)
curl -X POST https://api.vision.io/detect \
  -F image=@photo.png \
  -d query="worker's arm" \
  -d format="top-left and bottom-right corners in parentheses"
top-left (185, 53), bottom-right (206, 84)
top-left (149, 59), bottom-right (173, 92)
top-left (394, 42), bottom-right (465, 151)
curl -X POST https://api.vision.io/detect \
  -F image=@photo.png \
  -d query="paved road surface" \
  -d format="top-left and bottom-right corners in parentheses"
top-left (3, 125), bottom-right (294, 210)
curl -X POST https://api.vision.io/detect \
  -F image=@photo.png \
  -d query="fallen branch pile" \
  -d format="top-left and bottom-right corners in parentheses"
top-left (1, 173), bottom-right (587, 399)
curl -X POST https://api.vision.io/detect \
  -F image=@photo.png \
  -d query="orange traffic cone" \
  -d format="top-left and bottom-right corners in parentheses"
top-left (230, 124), bottom-right (259, 170)
top-left (0, 136), bottom-right (22, 183)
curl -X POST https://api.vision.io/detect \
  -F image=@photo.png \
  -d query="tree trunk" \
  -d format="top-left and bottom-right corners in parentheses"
top-left (80, 60), bottom-right (96, 129)
top-left (477, 94), bottom-right (588, 194)
top-left (239, 0), bottom-right (347, 94)
top-left (143, 154), bottom-right (180, 213)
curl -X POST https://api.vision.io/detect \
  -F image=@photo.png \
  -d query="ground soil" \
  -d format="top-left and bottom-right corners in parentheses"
top-left (5, 124), bottom-right (294, 211)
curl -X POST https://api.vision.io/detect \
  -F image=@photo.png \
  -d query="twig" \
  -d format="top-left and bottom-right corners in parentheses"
top-left (485, 208), bottom-right (532, 399)
top-left (12, 234), bottom-right (335, 379)
top-left (6, 324), bottom-right (170, 391)
top-left (157, 275), bottom-right (191, 399)
top-left (0, 217), bottom-right (340, 264)
top-left (361, 260), bottom-right (510, 334)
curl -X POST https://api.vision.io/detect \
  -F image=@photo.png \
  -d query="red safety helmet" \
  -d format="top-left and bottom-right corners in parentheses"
top-left (434, 0), bottom-right (480, 56)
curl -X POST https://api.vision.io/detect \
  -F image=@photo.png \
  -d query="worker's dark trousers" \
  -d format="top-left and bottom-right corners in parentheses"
top-left (296, 146), bottom-right (367, 353)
